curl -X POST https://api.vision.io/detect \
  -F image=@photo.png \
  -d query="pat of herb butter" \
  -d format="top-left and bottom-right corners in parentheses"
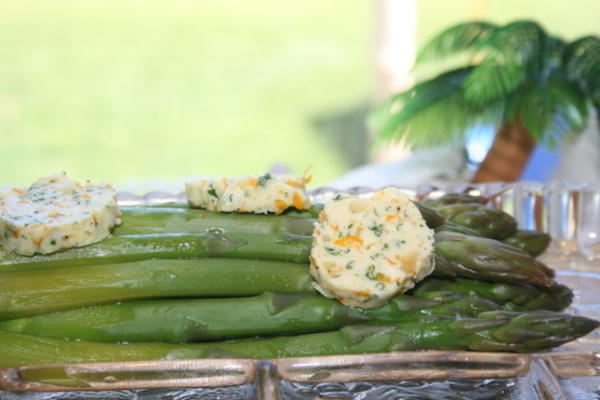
top-left (185, 173), bottom-right (311, 214)
top-left (0, 173), bottom-right (121, 256)
top-left (310, 187), bottom-right (435, 309)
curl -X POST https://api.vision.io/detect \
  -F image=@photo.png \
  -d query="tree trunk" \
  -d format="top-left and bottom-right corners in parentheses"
top-left (472, 122), bottom-right (536, 183)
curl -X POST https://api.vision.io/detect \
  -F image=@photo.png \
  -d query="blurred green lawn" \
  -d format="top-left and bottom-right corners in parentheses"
top-left (0, 0), bottom-right (372, 187)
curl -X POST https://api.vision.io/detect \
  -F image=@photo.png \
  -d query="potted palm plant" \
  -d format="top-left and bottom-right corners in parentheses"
top-left (369, 21), bottom-right (600, 182)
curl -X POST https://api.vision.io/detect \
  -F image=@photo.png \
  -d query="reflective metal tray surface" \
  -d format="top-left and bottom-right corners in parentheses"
top-left (1, 182), bottom-right (599, 400)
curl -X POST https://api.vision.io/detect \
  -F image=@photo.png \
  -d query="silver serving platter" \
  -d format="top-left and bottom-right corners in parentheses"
top-left (1, 182), bottom-right (599, 400)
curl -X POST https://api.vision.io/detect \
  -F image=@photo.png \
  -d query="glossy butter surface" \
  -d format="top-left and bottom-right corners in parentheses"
top-left (186, 173), bottom-right (311, 214)
top-left (0, 173), bottom-right (121, 255)
top-left (310, 187), bottom-right (434, 309)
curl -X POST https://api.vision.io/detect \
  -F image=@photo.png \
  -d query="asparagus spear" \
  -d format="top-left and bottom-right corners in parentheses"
top-left (0, 293), bottom-right (368, 343)
top-left (434, 222), bottom-right (480, 236)
top-left (0, 231), bottom-right (312, 272)
top-left (433, 232), bottom-right (553, 286)
top-left (427, 196), bottom-right (550, 257)
top-left (0, 259), bottom-right (314, 319)
top-left (436, 225), bottom-right (551, 258)
top-left (421, 193), bottom-right (489, 208)
top-left (0, 293), bottom-right (499, 343)
top-left (117, 204), bottom-right (444, 235)
top-left (502, 229), bottom-right (551, 257)
top-left (0, 202), bottom-right (553, 303)
top-left (114, 206), bottom-right (316, 236)
top-left (0, 206), bottom-right (315, 271)
top-left (413, 202), bottom-right (446, 228)
top-left (0, 233), bottom-right (557, 319)
top-left (3, 204), bottom-right (535, 287)
top-left (411, 278), bottom-right (573, 311)
top-left (0, 311), bottom-right (596, 367)
top-left (435, 204), bottom-right (517, 240)
top-left (0, 234), bottom-right (203, 271)
top-left (0, 204), bottom-right (439, 271)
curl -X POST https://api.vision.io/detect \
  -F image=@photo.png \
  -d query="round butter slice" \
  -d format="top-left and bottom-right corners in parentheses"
top-left (310, 187), bottom-right (435, 309)
top-left (0, 173), bottom-right (121, 256)
top-left (186, 173), bottom-right (311, 215)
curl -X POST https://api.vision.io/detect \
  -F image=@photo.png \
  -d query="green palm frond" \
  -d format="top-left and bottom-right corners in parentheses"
top-left (369, 67), bottom-right (502, 148)
top-left (505, 78), bottom-right (589, 147)
top-left (563, 36), bottom-right (600, 109)
top-left (463, 62), bottom-right (525, 105)
top-left (542, 36), bottom-right (567, 71)
top-left (474, 20), bottom-right (548, 66)
top-left (372, 20), bottom-right (597, 150)
top-left (463, 21), bottom-right (550, 105)
top-left (416, 22), bottom-right (497, 64)
top-left (563, 36), bottom-right (600, 81)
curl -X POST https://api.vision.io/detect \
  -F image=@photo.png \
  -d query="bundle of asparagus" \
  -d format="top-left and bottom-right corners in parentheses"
top-left (0, 192), bottom-right (596, 369)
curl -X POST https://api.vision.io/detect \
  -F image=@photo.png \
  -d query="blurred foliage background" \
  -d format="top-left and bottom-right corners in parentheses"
top-left (0, 0), bottom-right (598, 188)
top-left (0, 0), bottom-right (373, 187)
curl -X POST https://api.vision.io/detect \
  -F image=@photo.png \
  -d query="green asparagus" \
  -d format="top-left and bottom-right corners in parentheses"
top-left (0, 311), bottom-right (596, 367)
top-left (2, 203), bottom-right (548, 290)
top-left (436, 224), bottom-right (551, 258)
top-left (435, 204), bottom-right (517, 240)
top-left (0, 292), bottom-right (499, 343)
top-left (434, 222), bottom-right (480, 236)
top-left (433, 232), bottom-right (554, 286)
top-left (0, 204), bottom-right (440, 271)
top-left (0, 231), bottom-right (312, 272)
top-left (503, 229), bottom-right (551, 257)
top-left (412, 278), bottom-right (573, 311)
top-left (114, 206), bottom-right (316, 236)
top-left (0, 259), bottom-right (314, 319)
top-left (142, 203), bottom-right (324, 217)
top-left (421, 193), bottom-right (489, 208)
top-left (112, 203), bottom-right (447, 243)
top-left (0, 193), bottom-right (592, 367)
top-left (0, 213), bottom-right (553, 289)
top-left (413, 202), bottom-right (446, 228)
top-left (0, 231), bottom-right (557, 319)
top-left (0, 293), bottom-right (368, 342)
top-left (3, 235), bottom-right (553, 288)
top-left (0, 234), bottom-right (207, 271)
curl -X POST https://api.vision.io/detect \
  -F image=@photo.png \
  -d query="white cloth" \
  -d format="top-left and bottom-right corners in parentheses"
top-left (326, 145), bottom-right (468, 190)
top-left (553, 111), bottom-right (600, 184)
